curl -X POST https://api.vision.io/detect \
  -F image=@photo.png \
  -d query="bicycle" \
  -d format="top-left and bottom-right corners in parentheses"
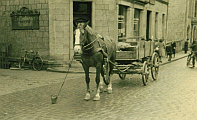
top-left (19, 49), bottom-right (43, 71)
top-left (186, 51), bottom-right (195, 67)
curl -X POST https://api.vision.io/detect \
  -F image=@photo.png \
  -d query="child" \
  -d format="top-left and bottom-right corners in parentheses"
top-left (165, 42), bottom-right (172, 61)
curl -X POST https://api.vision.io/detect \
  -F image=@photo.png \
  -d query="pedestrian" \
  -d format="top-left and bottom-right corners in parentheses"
top-left (189, 41), bottom-right (197, 67)
top-left (155, 39), bottom-right (165, 62)
top-left (184, 39), bottom-right (189, 54)
top-left (171, 40), bottom-right (176, 57)
top-left (165, 42), bottom-right (172, 61)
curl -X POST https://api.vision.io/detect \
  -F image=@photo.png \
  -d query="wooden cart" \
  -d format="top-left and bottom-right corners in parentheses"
top-left (104, 39), bottom-right (160, 86)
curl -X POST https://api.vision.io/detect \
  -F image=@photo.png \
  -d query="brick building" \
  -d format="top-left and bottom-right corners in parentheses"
top-left (0, 0), bottom-right (168, 64)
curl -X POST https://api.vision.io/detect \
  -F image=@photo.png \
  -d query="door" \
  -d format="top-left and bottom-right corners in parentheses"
top-left (73, 2), bottom-right (92, 46)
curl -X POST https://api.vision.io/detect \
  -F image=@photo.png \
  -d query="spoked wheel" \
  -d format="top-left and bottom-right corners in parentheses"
top-left (19, 57), bottom-right (25, 69)
top-left (151, 52), bottom-right (160, 80)
top-left (142, 61), bottom-right (150, 86)
top-left (118, 73), bottom-right (126, 80)
top-left (32, 57), bottom-right (43, 71)
top-left (103, 60), bottom-right (110, 85)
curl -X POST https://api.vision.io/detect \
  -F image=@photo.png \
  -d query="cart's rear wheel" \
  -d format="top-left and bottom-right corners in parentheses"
top-left (151, 52), bottom-right (159, 80)
top-left (103, 60), bottom-right (110, 85)
top-left (32, 57), bottom-right (43, 71)
top-left (119, 73), bottom-right (126, 79)
top-left (142, 61), bottom-right (149, 86)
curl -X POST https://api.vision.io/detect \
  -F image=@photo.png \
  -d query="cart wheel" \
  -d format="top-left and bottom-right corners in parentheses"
top-left (142, 61), bottom-right (149, 86)
top-left (151, 52), bottom-right (159, 80)
top-left (32, 57), bottom-right (43, 71)
top-left (119, 73), bottom-right (126, 79)
top-left (103, 60), bottom-right (110, 85)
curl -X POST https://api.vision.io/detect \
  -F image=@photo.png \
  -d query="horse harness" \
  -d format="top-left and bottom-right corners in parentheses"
top-left (82, 33), bottom-right (110, 58)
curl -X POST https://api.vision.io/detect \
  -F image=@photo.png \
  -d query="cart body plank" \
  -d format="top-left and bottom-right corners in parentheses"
top-left (116, 41), bottom-right (156, 61)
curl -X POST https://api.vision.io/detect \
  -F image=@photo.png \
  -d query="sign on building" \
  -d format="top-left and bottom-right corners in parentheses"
top-left (10, 7), bottom-right (40, 30)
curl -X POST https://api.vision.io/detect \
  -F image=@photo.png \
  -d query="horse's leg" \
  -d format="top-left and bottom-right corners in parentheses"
top-left (100, 65), bottom-right (105, 93)
top-left (93, 63), bottom-right (101, 101)
top-left (106, 62), bottom-right (113, 94)
top-left (107, 54), bottom-right (115, 94)
top-left (83, 65), bottom-right (91, 101)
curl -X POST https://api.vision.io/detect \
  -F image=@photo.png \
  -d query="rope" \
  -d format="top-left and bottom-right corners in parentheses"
top-left (57, 56), bottom-right (74, 97)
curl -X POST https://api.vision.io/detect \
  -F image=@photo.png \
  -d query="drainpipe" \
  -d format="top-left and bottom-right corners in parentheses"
top-left (166, 1), bottom-right (169, 43)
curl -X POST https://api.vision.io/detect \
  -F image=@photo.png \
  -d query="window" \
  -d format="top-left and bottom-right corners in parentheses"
top-left (162, 14), bottom-right (165, 38)
top-left (134, 9), bottom-right (141, 37)
top-left (195, 1), bottom-right (197, 17)
top-left (118, 5), bottom-right (127, 40)
top-left (73, 2), bottom-right (92, 26)
top-left (155, 12), bottom-right (158, 39)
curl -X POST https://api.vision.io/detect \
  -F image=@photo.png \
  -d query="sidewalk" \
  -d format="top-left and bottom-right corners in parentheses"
top-left (46, 51), bottom-right (188, 73)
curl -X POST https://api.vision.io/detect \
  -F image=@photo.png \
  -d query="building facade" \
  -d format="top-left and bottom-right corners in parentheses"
top-left (188, 0), bottom-right (197, 43)
top-left (0, 0), bottom-right (168, 64)
top-left (167, 0), bottom-right (192, 51)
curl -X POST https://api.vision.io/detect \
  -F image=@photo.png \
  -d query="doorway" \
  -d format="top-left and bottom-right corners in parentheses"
top-left (146, 11), bottom-right (151, 40)
top-left (73, 2), bottom-right (92, 46)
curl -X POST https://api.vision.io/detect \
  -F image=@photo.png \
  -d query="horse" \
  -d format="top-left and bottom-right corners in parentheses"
top-left (73, 22), bottom-right (116, 101)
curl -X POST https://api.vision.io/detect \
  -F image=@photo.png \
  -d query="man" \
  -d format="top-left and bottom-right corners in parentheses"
top-left (184, 39), bottom-right (189, 54)
top-left (171, 40), bottom-right (176, 57)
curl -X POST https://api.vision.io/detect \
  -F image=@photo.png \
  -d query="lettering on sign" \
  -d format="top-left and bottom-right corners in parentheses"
top-left (10, 7), bottom-right (40, 30)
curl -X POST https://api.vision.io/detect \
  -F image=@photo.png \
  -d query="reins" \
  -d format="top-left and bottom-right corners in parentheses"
top-left (83, 37), bottom-right (98, 50)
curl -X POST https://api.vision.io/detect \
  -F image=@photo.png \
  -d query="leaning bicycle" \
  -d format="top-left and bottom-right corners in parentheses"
top-left (19, 50), bottom-right (43, 71)
top-left (186, 51), bottom-right (195, 67)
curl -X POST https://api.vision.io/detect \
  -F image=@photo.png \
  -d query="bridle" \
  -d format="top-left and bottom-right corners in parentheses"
top-left (77, 27), bottom-right (99, 52)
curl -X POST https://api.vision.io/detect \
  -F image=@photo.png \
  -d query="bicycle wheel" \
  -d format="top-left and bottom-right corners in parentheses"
top-left (32, 57), bottom-right (43, 71)
top-left (19, 57), bottom-right (25, 69)
top-left (186, 55), bottom-right (191, 66)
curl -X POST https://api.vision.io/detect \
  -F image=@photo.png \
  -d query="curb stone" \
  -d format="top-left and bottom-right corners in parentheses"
top-left (46, 54), bottom-right (188, 73)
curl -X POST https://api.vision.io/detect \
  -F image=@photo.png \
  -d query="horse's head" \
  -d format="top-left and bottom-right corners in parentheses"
top-left (74, 22), bottom-right (89, 54)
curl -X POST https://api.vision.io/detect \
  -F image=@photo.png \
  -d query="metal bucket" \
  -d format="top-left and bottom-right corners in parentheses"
top-left (51, 95), bottom-right (58, 104)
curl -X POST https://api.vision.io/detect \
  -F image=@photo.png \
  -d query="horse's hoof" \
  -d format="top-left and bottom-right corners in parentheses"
top-left (84, 93), bottom-right (90, 101)
top-left (93, 95), bottom-right (100, 101)
top-left (107, 88), bottom-right (112, 94)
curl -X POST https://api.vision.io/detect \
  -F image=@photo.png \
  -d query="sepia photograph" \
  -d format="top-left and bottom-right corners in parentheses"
top-left (0, 0), bottom-right (196, 119)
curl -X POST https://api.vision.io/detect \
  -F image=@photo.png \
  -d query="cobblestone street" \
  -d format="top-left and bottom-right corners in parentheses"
top-left (1, 56), bottom-right (197, 120)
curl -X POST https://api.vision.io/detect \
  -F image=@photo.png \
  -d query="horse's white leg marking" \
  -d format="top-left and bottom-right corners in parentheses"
top-left (84, 92), bottom-right (91, 101)
top-left (107, 75), bottom-right (112, 94)
top-left (100, 75), bottom-right (104, 93)
top-left (93, 87), bottom-right (100, 101)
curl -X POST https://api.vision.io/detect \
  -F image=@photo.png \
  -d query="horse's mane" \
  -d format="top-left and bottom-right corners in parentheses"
top-left (85, 25), bottom-right (96, 36)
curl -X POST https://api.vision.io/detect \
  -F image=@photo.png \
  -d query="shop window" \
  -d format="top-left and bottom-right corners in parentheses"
top-left (118, 5), bottom-right (127, 40)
